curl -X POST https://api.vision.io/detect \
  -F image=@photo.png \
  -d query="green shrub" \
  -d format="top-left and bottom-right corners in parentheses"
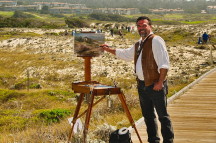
top-left (45, 90), bottom-right (75, 97)
top-left (0, 30), bottom-right (40, 38)
top-left (29, 83), bottom-right (41, 89)
top-left (14, 81), bottom-right (26, 90)
top-left (0, 89), bottom-right (24, 103)
top-left (154, 20), bottom-right (181, 25)
top-left (124, 31), bottom-right (140, 40)
top-left (44, 32), bottom-right (59, 36)
top-left (50, 13), bottom-right (65, 18)
top-left (12, 11), bottom-right (35, 18)
top-left (40, 6), bottom-right (49, 14)
top-left (13, 78), bottom-right (41, 90)
top-left (89, 13), bottom-right (134, 22)
top-left (38, 109), bottom-right (71, 124)
top-left (160, 29), bottom-right (195, 45)
top-left (0, 17), bottom-right (62, 28)
top-left (65, 17), bottom-right (89, 28)
top-left (104, 23), bottom-right (113, 28)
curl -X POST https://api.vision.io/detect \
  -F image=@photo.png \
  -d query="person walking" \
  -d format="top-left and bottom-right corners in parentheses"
top-left (110, 28), bottom-right (114, 37)
top-left (118, 30), bottom-right (123, 38)
top-left (101, 16), bottom-right (174, 143)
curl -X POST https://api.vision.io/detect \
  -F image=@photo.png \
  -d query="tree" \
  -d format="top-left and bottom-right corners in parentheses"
top-left (17, 1), bottom-right (24, 5)
top-left (40, 6), bottom-right (49, 14)
top-left (139, 8), bottom-right (151, 14)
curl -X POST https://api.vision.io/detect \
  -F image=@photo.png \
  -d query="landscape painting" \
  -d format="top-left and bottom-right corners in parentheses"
top-left (74, 32), bottom-right (105, 57)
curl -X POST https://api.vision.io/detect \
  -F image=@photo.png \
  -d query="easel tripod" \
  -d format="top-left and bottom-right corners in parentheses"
top-left (68, 57), bottom-right (142, 143)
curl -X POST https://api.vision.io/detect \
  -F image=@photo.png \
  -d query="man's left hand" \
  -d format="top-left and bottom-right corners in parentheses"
top-left (153, 81), bottom-right (163, 91)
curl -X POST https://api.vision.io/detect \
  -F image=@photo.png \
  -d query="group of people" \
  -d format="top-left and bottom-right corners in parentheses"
top-left (198, 32), bottom-right (210, 44)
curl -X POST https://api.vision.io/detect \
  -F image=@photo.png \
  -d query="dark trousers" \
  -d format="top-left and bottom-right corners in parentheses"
top-left (137, 80), bottom-right (174, 143)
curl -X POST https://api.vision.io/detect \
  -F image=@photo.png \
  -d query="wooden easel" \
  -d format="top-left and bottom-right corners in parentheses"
top-left (68, 57), bottom-right (142, 143)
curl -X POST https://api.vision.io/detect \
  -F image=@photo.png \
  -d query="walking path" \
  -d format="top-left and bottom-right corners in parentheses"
top-left (130, 68), bottom-right (216, 143)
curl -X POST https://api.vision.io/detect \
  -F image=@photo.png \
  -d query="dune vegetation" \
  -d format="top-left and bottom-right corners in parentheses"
top-left (0, 12), bottom-right (216, 142)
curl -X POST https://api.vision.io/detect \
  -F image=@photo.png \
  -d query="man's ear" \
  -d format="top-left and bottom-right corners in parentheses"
top-left (150, 25), bottom-right (153, 30)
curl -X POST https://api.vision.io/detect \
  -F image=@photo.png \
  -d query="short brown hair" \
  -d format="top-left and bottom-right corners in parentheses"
top-left (136, 16), bottom-right (152, 26)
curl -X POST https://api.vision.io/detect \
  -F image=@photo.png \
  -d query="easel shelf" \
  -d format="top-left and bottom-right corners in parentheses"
top-left (72, 81), bottom-right (121, 95)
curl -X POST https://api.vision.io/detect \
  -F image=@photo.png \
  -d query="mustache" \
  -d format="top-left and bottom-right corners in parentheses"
top-left (139, 29), bottom-right (146, 33)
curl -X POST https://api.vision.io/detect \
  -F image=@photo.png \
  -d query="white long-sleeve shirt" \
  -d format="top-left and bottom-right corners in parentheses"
top-left (116, 33), bottom-right (169, 80)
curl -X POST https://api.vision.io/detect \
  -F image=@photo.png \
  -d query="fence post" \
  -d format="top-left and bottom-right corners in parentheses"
top-left (27, 69), bottom-right (30, 91)
top-left (209, 45), bottom-right (213, 65)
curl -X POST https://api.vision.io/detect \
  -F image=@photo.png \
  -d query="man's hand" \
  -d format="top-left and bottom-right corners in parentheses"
top-left (100, 44), bottom-right (109, 52)
top-left (100, 44), bottom-right (116, 55)
top-left (153, 81), bottom-right (163, 91)
top-left (153, 68), bottom-right (167, 91)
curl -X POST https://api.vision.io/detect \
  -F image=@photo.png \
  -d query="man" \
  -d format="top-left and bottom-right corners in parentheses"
top-left (101, 16), bottom-right (174, 143)
top-left (110, 28), bottom-right (114, 37)
top-left (202, 32), bottom-right (209, 44)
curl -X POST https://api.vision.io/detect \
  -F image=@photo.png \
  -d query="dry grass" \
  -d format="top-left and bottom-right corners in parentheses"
top-left (0, 88), bottom-right (141, 142)
top-left (0, 120), bottom-right (70, 142)
top-left (0, 18), bottom-right (216, 142)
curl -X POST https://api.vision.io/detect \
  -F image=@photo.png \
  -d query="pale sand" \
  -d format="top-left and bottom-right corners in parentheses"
top-left (0, 24), bottom-right (215, 86)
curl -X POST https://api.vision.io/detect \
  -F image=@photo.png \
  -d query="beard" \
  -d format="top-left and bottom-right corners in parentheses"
top-left (140, 33), bottom-right (147, 37)
top-left (139, 30), bottom-right (147, 37)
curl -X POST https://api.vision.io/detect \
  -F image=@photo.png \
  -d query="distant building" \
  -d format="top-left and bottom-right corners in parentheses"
top-left (68, 4), bottom-right (87, 9)
top-left (206, 6), bottom-right (216, 14)
top-left (0, 1), bottom-right (139, 15)
top-left (34, 2), bottom-right (86, 10)
top-left (0, 5), bottom-right (38, 11)
top-left (49, 7), bottom-right (93, 14)
top-left (93, 8), bottom-right (140, 15)
top-left (49, 7), bottom-right (139, 15)
top-left (0, 1), bottom-right (17, 6)
top-left (201, 10), bottom-right (207, 14)
top-left (149, 8), bottom-right (184, 14)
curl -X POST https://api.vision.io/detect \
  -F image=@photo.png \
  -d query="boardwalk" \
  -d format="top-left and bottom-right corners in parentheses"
top-left (131, 68), bottom-right (216, 143)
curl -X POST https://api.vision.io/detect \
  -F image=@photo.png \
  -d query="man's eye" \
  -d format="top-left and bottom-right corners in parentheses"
top-left (138, 25), bottom-right (146, 28)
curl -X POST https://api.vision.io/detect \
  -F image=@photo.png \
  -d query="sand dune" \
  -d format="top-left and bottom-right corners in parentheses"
top-left (0, 25), bottom-right (215, 87)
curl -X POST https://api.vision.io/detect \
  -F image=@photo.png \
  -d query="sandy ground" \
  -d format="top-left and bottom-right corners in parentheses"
top-left (0, 25), bottom-right (215, 87)
top-left (0, 24), bottom-right (216, 142)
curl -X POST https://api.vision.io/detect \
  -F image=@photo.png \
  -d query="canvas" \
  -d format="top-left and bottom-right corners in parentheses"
top-left (74, 32), bottom-right (105, 57)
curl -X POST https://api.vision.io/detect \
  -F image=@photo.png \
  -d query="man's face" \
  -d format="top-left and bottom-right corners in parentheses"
top-left (137, 19), bottom-right (152, 38)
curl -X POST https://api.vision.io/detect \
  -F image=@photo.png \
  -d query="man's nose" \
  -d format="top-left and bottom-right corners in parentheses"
top-left (138, 27), bottom-right (145, 30)
top-left (139, 26), bottom-right (145, 29)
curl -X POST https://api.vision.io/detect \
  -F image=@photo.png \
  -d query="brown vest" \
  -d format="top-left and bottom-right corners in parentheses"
top-left (134, 34), bottom-right (160, 86)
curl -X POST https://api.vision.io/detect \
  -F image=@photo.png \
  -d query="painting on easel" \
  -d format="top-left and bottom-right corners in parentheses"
top-left (74, 32), bottom-right (105, 57)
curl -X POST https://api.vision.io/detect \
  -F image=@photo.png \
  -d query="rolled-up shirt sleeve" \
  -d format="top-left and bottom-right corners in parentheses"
top-left (152, 36), bottom-right (170, 73)
top-left (116, 45), bottom-right (135, 62)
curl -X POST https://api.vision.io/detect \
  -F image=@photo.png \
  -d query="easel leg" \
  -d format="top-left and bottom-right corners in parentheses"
top-left (83, 93), bottom-right (95, 143)
top-left (68, 93), bottom-right (84, 142)
top-left (118, 93), bottom-right (143, 143)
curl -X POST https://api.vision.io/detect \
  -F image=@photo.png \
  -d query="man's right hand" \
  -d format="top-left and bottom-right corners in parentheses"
top-left (100, 44), bottom-right (116, 55)
top-left (100, 44), bottom-right (109, 50)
